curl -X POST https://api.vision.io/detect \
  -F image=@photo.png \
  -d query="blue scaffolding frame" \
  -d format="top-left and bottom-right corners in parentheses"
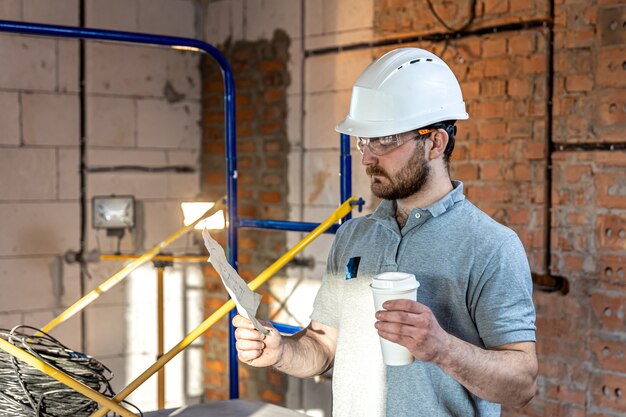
top-left (0, 19), bottom-right (358, 400)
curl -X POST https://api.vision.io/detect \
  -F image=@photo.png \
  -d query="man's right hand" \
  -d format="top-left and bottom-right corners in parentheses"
top-left (233, 314), bottom-right (283, 367)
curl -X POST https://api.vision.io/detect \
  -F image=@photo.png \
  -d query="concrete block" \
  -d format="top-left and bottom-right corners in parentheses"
top-left (288, 38), bottom-right (303, 96)
top-left (304, 90), bottom-right (351, 150)
top-left (288, 204), bottom-right (303, 223)
top-left (0, 148), bottom-right (57, 200)
top-left (20, 309), bottom-right (82, 350)
top-left (297, 206), bottom-right (334, 263)
top-left (287, 150), bottom-right (303, 206)
top-left (137, 99), bottom-right (200, 149)
top-left (204, 0), bottom-right (244, 45)
top-left (0, 0), bottom-right (21, 20)
top-left (58, 147), bottom-right (80, 200)
top-left (305, 49), bottom-right (373, 93)
top-left (0, 91), bottom-right (20, 145)
top-left (287, 94), bottom-right (303, 149)
top-left (85, 303), bottom-right (128, 356)
top-left (0, 202), bottom-right (79, 256)
top-left (87, 95), bottom-right (136, 147)
top-left (165, 53), bottom-right (201, 101)
top-left (87, 172), bottom-right (170, 200)
top-left (0, 312), bottom-right (21, 330)
top-left (60, 262), bottom-right (82, 307)
top-left (142, 200), bottom-right (188, 250)
top-left (138, 0), bottom-right (197, 38)
top-left (166, 149), bottom-right (199, 166)
top-left (0, 257), bottom-right (66, 311)
top-left (0, 35), bottom-right (56, 91)
top-left (125, 352), bottom-right (158, 408)
top-left (322, 0), bottom-right (374, 33)
top-left (86, 0), bottom-right (138, 31)
top-left (303, 149), bottom-right (339, 206)
top-left (87, 148), bottom-right (168, 166)
top-left (57, 39), bottom-right (80, 93)
top-left (305, 0), bottom-right (324, 37)
top-left (23, 0), bottom-right (79, 26)
top-left (87, 43), bottom-right (200, 99)
top-left (185, 345), bottom-right (205, 397)
top-left (245, 0), bottom-right (301, 40)
top-left (83, 261), bottom-right (134, 304)
top-left (22, 93), bottom-right (79, 146)
top-left (305, 28), bottom-right (375, 52)
top-left (167, 172), bottom-right (200, 199)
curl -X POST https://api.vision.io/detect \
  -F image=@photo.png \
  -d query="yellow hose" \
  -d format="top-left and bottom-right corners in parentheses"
top-left (0, 338), bottom-right (138, 417)
top-left (41, 198), bottom-right (226, 334)
top-left (89, 197), bottom-right (355, 417)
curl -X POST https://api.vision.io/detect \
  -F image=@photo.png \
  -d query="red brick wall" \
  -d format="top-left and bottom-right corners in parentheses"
top-left (201, 30), bottom-right (290, 404)
top-left (373, 1), bottom-right (626, 416)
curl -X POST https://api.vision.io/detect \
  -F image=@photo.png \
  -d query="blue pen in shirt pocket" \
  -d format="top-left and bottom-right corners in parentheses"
top-left (345, 256), bottom-right (361, 279)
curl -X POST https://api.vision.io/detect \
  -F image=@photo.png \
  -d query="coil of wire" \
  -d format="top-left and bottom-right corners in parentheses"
top-left (0, 325), bottom-right (140, 417)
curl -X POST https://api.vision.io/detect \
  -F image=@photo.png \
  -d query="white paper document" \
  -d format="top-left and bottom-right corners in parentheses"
top-left (202, 229), bottom-right (269, 334)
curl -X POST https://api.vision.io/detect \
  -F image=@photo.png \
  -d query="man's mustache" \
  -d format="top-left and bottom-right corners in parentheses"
top-left (366, 166), bottom-right (388, 178)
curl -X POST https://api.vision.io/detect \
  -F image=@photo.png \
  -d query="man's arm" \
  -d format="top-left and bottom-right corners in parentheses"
top-left (233, 315), bottom-right (337, 378)
top-left (375, 300), bottom-right (537, 407)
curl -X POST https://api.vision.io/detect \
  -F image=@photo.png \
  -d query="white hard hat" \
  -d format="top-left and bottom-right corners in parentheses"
top-left (336, 48), bottom-right (469, 138)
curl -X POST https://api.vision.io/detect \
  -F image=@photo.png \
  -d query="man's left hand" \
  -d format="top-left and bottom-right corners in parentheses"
top-left (374, 299), bottom-right (451, 364)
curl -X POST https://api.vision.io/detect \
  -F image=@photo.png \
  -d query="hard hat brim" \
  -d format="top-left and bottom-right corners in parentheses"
top-left (335, 111), bottom-right (469, 138)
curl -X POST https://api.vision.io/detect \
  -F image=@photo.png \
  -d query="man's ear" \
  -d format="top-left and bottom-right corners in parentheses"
top-left (428, 129), bottom-right (449, 160)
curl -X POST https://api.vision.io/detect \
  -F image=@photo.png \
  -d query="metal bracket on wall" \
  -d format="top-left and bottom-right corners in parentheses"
top-left (532, 273), bottom-right (569, 295)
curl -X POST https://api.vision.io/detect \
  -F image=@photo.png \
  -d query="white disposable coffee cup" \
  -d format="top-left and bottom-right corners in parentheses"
top-left (370, 272), bottom-right (420, 366)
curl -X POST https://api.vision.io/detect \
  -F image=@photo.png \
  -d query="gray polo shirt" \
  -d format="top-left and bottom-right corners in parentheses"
top-left (311, 181), bottom-right (536, 417)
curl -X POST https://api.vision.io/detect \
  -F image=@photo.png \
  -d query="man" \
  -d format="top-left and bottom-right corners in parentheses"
top-left (233, 48), bottom-right (537, 417)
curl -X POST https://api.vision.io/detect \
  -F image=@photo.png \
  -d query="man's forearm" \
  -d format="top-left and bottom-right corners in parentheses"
top-left (273, 329), bottom-right (335, 378)
top-left (435, 338), bottom-right (537, 407)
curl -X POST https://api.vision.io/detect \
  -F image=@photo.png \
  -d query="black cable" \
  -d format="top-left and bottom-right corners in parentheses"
top-left (0, 326), bottom-right (143, 417)
top-left (86, 165), bottom-right (195, 173)
top-left (426, 0), bottom-right (477, 33)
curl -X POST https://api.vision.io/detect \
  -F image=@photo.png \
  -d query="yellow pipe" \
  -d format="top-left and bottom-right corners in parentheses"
top-left (101, 255), bottom-right (209, 262)
top-left (0, 338), bottom-right (138, 417)
top-left (89, 197), bottom-right (356, 417)
top-left (41, 198), bottom-right (226, 334)
top-left (157, 267), bottom-right (165, 409)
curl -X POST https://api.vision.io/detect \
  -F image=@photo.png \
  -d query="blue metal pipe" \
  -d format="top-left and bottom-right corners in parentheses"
top-left (237, 218), bottom-right (340, 234)
top-left (0, 19), bottom-right (242, 399)
top-left (340, 133), bottom-right (353, 223)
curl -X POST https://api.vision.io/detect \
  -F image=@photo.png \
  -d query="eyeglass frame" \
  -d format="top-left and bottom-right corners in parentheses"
top-left (356, 128), bottom-right (435, 156)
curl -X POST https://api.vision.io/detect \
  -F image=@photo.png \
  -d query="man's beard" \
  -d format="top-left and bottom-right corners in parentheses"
top-left (366, 147), bottom-right (430, 200)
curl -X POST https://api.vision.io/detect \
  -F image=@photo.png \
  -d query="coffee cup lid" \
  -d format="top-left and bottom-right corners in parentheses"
top-left (370, 272), bottom-right (419, 291)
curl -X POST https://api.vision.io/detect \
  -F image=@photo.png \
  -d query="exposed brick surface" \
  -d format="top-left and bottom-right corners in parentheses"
top-left (201, 30), bottom-right (290, 404)
top-left (368, 1), bottom-right (626, 417)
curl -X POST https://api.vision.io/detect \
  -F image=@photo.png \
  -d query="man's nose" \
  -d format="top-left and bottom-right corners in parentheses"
top-left (361, 145), bottom-right (378, 166)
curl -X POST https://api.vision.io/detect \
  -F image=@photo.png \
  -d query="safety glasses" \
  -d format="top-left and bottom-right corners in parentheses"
top-left (356, 128), bottom-right (435, 156)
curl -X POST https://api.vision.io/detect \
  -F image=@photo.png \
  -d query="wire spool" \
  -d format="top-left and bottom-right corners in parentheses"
top-left (0, 325), bottom-right (141, 417)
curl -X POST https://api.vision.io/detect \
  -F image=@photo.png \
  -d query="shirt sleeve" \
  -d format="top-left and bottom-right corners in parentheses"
top-left (471, 234), bottom-right (536, 348)
top-left (310, 233), bottom-right (343, 329)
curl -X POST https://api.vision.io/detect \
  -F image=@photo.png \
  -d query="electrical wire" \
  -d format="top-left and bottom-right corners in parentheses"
top-left (0, 326), bottom-right (142, 417)
top-left (425, 0), bottom-right (477, 33)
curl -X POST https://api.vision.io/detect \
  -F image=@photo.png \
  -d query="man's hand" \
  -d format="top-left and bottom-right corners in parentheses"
top-left (374, 299), bottom-right (451, 363)
top-left (374, 299), bottom-right (537, 406)
top-left (233, 314), bottom-right (283, 367)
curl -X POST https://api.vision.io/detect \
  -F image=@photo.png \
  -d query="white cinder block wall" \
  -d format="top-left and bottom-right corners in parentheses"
top-left (0, 0), bottom-right (205, 411)
top-left (203, 1), bottom-right (375, 415)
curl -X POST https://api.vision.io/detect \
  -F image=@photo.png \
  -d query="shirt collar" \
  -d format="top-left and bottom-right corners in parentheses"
top-left (424, 180), bottom-right (465, 217)
top-left (370, 180), bottom-right (466, 222)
